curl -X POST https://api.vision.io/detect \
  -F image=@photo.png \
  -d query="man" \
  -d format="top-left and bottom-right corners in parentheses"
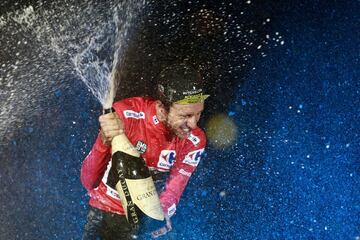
top-left (81, 63), bottom-right (209, 239)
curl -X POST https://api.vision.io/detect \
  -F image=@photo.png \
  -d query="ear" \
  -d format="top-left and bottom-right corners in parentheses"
top-left (155, 100), bottom-right (167, 121)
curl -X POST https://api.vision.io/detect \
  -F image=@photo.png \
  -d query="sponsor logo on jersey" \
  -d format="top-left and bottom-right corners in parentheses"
top-left (106, 186), bottom-right (121, 200)
top-left (123, 110), bottom-right (145, 119)
top-left (179, 168), bottom-right (192, 177)
top-left (188, 133), bottom-right (200, 146)
top-left (158, 150), bottom-right (176, 169)
top-left (152, 115), bottom-right (159, 125)
top-left (183, 148), bottom-right (204, 167)
top-left (135, 140), bottom-right (147, 154)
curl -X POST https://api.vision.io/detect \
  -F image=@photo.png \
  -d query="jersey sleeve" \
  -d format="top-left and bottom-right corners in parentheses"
top-left (159, 129), bottom-right (207, 217)
top-left (80, 132), bottom-right (111, 191)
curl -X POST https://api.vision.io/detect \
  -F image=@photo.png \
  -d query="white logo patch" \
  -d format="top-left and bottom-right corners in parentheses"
top-left (179, 168), bottom-right (192, 177)
top-left (153, 115), bottom-right (159, 125)
top-left (106, 187), bottom-right (121, 200)
top-left (123, 110), bottom-right (145, 119)
top-left (135, 141), bottom-right (147, 154)
top-left (188, 133), bottom-right (200, 146)
top-left (158, 150), bottom-right (176, 170)
top-left (167, 203), bottom-right (176, 217)
top-left (183, 148), bottom-right (204, 167)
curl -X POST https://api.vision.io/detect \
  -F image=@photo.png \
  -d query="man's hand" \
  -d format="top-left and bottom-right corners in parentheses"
top-left (151, 215), bottom-right (172, 238)
top-left (99, 112), bottom-right (124, 145)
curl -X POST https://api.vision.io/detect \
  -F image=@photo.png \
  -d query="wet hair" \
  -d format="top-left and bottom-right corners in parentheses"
top-left (156, 63), bottom-right (202, 112)
top-left (158, 95), bottom-right (173, 113)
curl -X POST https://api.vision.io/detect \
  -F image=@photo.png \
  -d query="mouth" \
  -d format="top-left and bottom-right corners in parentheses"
top-left (178, 126), bottom-right (191, 138)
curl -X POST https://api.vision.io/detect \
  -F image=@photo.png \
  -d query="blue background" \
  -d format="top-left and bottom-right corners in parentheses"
top-left (0, 0), bottom-right (359, 239)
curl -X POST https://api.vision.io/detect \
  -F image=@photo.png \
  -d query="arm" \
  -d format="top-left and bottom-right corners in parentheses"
top-left (160, 144), bottom-right (206, 217)
top-left (152, 143), bottom-right (205, 238)
top-left (80, 133), bottom-right (111, 191)
top-left (81, 111), bottom-right (124, 191)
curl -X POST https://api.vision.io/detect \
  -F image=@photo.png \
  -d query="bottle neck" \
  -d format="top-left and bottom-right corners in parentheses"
top-left (111, 134), bottom-right (140, 157)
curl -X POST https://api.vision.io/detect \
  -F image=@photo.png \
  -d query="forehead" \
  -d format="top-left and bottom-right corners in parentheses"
top-left (170, 102), bottom-right (204, 114)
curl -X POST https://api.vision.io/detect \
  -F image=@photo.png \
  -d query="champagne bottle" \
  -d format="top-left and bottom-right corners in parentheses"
top-left (104, 108), bottom-right (165, 230)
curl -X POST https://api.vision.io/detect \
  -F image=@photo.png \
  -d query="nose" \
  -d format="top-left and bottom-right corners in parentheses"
top-left (187, 116), bottom-right (198, 129)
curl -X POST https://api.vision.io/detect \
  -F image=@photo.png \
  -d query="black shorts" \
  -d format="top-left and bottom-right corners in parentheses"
top-left (82, 206), bottom-right (136, 240)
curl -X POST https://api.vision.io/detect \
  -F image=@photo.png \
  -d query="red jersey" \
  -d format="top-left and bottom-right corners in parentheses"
top-left (80, 97), bottom-right (206, 217)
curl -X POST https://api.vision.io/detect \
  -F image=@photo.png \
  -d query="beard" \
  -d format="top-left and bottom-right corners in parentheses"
top-left (163, 117), bottom-right (190, 140)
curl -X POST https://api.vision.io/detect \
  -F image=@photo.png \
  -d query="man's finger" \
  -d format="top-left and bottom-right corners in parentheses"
top-left (101, 125), bottom-right (124, 133)
top-left (165, 215), bottom-right (172, 231)
top-left (151, 227), bottom-right (168, 238)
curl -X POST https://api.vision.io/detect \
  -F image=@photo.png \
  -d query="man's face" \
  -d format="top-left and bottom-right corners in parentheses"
top-left (165, 102), bottom-right (204, 139)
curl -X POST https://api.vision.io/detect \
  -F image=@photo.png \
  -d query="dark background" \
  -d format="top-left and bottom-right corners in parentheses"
top-left (0, 0), bottom-right (359, 239)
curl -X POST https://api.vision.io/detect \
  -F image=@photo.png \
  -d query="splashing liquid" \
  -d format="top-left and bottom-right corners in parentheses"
top-left (0, 0), bottom-right (146, 140)
top-left (72, 0), bottom-right (146, 108)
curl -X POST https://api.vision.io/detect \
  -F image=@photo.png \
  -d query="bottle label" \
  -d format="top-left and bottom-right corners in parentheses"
top-left (126, 177), bottom-right (165, 221)
top-left (116, 174), bottom-right (139, 226)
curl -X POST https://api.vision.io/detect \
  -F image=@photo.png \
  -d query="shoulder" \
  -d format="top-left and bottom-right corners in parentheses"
top-left (113, 97), bottom-right (154, 119)
top-left (113, 97), bottom-right (152, 109)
